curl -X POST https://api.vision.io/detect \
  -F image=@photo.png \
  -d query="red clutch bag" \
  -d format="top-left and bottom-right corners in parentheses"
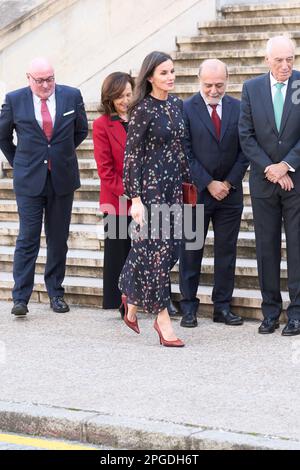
top-left (182, 182), bottom-right (197, 206)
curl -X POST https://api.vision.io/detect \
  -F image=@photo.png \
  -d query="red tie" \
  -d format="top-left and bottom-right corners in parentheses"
top-left (210, 104), bottom-right (221, 140)
top-left (41, 99), bottom-right (53, 170)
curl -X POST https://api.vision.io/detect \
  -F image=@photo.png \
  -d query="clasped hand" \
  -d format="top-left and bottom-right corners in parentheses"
top-left (264, 163), bottom-right (294, 191)
top-left (207, 180), bottom-right (231, 201)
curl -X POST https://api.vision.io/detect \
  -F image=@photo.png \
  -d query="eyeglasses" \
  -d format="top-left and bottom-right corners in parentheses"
top-left (27, 73), bottom-right (55, 85)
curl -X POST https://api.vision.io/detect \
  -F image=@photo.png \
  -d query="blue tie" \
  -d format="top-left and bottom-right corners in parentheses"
top-left (273, 82), bottom-right (285, 132)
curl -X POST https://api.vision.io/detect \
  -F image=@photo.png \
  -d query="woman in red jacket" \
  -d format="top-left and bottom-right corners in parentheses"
top-left (93, 72), bottom-right (134, 310)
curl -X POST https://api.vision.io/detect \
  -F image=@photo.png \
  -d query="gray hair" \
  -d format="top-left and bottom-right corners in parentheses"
top-left (266, 36), bottom-right (295, 57)
top-left (198, 59), bottom-right (228, 79)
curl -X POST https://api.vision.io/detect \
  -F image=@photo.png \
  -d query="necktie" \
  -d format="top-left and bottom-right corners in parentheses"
top-left (273, 82), bottom-right (285, 132)
top-left (41, 99), bottom-right (53, 170)
top-left (209, 104), bottom-right (221, 140)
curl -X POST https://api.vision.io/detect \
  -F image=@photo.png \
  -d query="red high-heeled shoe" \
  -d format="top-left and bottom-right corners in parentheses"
top-left (120, 295), bottom-right (140, 334)
top-left (153, 318), bottom-right (184, 347)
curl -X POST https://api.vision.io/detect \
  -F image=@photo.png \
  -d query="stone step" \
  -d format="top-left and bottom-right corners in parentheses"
top-left (0, 178), bottom-right (100, 201)
top-left (221, 2), bottom-right (300, 19)
top-left (172, 47), bottom-right (300, 67)
top-left (0, 239), bottom-right (288, 291)
top-left (170, 257), bottom-right (288, 290)
top-left (0, 271), bottom-right (290, 320)
top-left (1, 158), bottom-right (99, 179)
top-left (0, 245), bottom-right (103, 278)
top-left (0, 219), bottom-right (287, 260)
top-left (85, 103), bottom-right (100, 122)
top-left (177, 30), bottom-right (300, 52)
top-left (76, 139), bottom-right (95, 159)
top-left (174, 83), bottom-right (242, 99)
top-left (173, 66), bottom-right (268, 84)
top-left (0, 199), bottom-right (101, 224)
top-left (0, 198), bottom-right (254, 230)
top-left (0, 272), bottom-right (101, 307)
top-left (199, 16), bottom-right (300, 35)
top-left (0, 221), bottom-right (103, 250)
top-left (203, 229), bottom-right (287, 260)
top-left (88, 120), bottom-right (94, 139)
top-left (0, 176), bottom-right (253, 204)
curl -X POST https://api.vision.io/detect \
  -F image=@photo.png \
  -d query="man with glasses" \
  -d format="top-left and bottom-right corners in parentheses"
top-left (0, 57), bottom-right (88, 317)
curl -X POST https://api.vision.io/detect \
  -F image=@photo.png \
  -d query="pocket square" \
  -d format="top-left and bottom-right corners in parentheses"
top-left (63, 110), bottom-right (75, 116)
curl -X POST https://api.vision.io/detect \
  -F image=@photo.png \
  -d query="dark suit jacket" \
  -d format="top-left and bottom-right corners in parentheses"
top-left (93, 114), bottom-right (130, 215)
top-left (183, 93), bottom-right (248, 204)
top-left (239, 70), bottom-right (300, 197)
top-left (0, 84), bottom-right (88, 196)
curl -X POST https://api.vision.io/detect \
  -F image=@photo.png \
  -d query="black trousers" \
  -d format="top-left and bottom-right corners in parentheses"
top-left (103, 214), bottom-right (131, 309)
top-left (251, 186), bottom-right (300, 320)
top-left (13, 172), bottom-right (73, 303)
top-left (179, 195), bottom-right (243, 315)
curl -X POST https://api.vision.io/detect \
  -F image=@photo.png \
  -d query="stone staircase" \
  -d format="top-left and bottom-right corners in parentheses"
top-left (0, 1), bottom-right (296, 318)
top-left (173, 1), bottom-right (300, 99)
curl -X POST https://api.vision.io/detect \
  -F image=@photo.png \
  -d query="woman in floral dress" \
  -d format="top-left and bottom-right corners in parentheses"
top-left (119, 51), bottom-right (190, 347)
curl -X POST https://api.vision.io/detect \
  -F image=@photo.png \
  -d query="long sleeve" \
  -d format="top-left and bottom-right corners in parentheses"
top-left (93, 119), bottom-right (124, 197)
top-left (183, 107), bottom-right (213, 191)
top-left (176, 98), bottom-right (191, 183)
top-left (239, 82), bottom-right (273, 170)
top-left (123, 103), bottom-right (150, 199)
top-left (74, 91), bottom-right (88, 148)
top-left (224, 144), bottom-right (249, 188)
top-left (0, 94), bottom-right (16, 167)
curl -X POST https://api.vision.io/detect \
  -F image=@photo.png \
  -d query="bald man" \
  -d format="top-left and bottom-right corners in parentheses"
top-left (239, 36), bottom-right (300, 336)
top-left (0, 58), bottom-right (88, 316)
top-left (180, 59), bottom-right (248, 328)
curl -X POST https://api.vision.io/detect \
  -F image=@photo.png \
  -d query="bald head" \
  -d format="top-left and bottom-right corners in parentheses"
top-left (198, 59), bottom-right (228, 80)
top-left (198, 59), bottom-right (228, 105)
top-left (28, 57), bottom-right (54, 76)
top-left (266, 36), bottom-right (295, 58)
top-left (27, 57), bottom-right (55, 100)
top-left (265, 36), bottom-right (295, 82)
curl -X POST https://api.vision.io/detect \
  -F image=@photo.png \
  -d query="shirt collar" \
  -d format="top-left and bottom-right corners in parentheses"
top-left (32, 91), bottom-right (55, 104)
top-left (270, 72), bottom-right (289, 88)
top-left (200, 91), bottom-right (223, 108)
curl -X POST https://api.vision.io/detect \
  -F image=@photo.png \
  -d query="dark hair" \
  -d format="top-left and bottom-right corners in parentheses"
top-left (129, 51), bottom-right (173, 113)
top-left (98, 72), bottom-right (135, 115)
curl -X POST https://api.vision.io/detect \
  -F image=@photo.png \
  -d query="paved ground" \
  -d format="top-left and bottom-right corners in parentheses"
top-left (0, 300), bottom-right (299, 449)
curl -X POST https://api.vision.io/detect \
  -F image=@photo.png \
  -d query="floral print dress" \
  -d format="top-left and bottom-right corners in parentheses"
top-left (118, 94), bottom-right (190, 315)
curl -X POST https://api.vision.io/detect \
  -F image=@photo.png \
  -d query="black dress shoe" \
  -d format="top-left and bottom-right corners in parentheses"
top-left (213, 309), bottom-right (243, 326)
top-left (167, 299), bottom-right (178, 316)
top-left (258, 318), bottom-right (280, 334)
top-left (180, 312), bottom-right (198, 328)
top-left (11, 302), bottom-right (28, 317)
top-left (282, 319), bottom-right (300, 336)
top-left (50, 296), bottom-right (70, 313)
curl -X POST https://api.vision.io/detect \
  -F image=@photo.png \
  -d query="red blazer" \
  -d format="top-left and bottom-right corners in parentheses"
top-left (93, 114), bottom-right (131, 215)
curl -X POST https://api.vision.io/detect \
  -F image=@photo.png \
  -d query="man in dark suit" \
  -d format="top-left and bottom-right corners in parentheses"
top-left (0, 57), bottom-right (88, 317)
top-left (180, 59), bottom-right (248, 328)
top-left (239, 36), bottom-right (300, 336)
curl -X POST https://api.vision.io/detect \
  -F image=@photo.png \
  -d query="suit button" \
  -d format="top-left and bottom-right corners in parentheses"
top-left (44, 160), bottom-right (48, 164)
top-left (278, 141), bottom-right (282, 144)
top-left (48, 144), bottom-right (51, 148)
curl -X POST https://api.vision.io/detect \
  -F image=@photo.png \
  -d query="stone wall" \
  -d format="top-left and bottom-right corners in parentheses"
top-left (0, 0), bottom-right (216, 102)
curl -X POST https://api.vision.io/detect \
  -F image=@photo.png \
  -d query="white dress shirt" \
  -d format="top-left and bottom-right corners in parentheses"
top-left (200, 92), bottom-right (223, 119)
top-left (270, 72), bottom-right (289, 102)
top-left (269, 73), bottom-right (295, 172)
top-left (32, 92), bottom-right (56, 129)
